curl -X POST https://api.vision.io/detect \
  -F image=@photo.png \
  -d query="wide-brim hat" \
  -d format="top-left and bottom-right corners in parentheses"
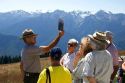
top-left (20, 29), bottom-right (37, 39)
top-left (88, 31), bottom-right (110, 45)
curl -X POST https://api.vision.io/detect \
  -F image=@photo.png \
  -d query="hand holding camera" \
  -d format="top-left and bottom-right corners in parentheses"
top-left (58, 19), bottom-right (64, 37)
top-left (58, 18), bottom-right (64, 31)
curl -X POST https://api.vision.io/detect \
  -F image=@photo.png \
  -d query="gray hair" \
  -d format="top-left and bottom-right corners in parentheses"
top-left (81, 37), bottom-right (93, 55)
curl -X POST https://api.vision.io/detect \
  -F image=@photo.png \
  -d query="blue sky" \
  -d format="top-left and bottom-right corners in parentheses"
top-left (0, 0), bottom-right (125, 13)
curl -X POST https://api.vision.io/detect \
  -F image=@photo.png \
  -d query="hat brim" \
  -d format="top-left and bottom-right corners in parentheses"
top-left (88, 34), bottom-right (109, 45)
top-left (20, 34), bottom-right (38, 39)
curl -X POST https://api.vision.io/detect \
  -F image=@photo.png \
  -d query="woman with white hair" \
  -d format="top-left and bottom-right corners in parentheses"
top-left (73, 37), bottom-right (93, 83)
top-left (60, 38), bottom-right (79, 72)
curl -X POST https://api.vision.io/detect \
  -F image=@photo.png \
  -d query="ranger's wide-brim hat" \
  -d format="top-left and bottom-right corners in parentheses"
top-left (20, 29), bottom-right (37, 39)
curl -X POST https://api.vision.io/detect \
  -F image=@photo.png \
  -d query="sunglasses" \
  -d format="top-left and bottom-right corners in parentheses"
top-left (68, 43), bottom-right (75, 47)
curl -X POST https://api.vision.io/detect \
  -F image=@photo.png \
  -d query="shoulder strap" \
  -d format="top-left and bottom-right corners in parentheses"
top-left (119, 56), bottom-right (124, 61)
top-left (106, 43), bottom-right (111, 49)
top-left (46, 68), bottom-right (51, 83)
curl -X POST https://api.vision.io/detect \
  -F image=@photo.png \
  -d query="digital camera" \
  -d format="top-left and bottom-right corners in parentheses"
top-left (58, 19), bottom-right (64, 31)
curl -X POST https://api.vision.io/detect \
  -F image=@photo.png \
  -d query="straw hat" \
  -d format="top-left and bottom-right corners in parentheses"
top-left (88, 31), bottom-right (109, 45)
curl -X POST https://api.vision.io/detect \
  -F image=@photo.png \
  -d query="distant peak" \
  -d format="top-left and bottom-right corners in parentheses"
top-left (70, 10), bottom-right (92, 18)
top-left (53, 10), bottom-right (65, 13)
top-left (6, 10), bottom-right (31, 16)
top-left (71, 10), bottom-right (91, 14)
top-left (96, 10), bottom-right (108, 15)
top-left (10, 10), bottom-right (28, 13)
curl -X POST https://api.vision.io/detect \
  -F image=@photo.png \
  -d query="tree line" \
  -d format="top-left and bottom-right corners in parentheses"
top-left (0, 52), bottom-right (51, 64)
top-left (0, 55), bottom-right (21, 64)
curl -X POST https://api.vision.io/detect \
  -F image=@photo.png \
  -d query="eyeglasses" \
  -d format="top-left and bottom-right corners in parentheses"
top-left (68, 43), bottom-right (75, 47)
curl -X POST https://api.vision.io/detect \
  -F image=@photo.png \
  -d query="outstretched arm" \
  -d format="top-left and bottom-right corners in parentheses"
top-left (40, 31), bottom-right (64, 53)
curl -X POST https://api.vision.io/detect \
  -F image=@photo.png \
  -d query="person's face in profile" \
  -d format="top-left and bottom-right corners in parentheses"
top-left (80, 37), bottom-right (88, 51)
top-left (80, 37), bottom-right (93, 55)
top-left (24, 35), bottom-right (37, 45)
top-left (67, 43), bottom-right (77, 53)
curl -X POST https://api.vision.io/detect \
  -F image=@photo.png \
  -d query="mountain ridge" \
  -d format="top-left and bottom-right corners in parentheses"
top-left (0, 10), bottom-right (125, 56)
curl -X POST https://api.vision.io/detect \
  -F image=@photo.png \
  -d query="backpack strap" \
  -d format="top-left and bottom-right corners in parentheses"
top-left (46, 68), bottom-right (51, 83)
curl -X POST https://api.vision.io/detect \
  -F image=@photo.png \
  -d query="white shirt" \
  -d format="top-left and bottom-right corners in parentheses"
top-left (81, 50), bottom-right (113, 83)
top-left (62, 52), bottom-right (76, 72)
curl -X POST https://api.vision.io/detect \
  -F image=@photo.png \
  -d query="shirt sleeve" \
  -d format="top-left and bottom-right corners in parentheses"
top-left (37, 69), bottom-right (46, 83)
top-left (82, 52), bottom-right (95, 77)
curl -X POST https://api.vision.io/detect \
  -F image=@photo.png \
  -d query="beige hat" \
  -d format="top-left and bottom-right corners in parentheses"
top-left (20, 29), bottom-right (37, 39)
top-left (88, 31), bottom-right (109, 45)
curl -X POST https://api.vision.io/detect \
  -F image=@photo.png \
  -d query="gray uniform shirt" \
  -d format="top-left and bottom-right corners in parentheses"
top-left (21, 45), bottom-right (44, 73)
top-left (82, 50), bottom-right (113, 83)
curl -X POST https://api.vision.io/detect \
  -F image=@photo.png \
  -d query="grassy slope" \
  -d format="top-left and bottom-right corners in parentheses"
top-left (0, 51), bottom-right (125, 83)
top-left (0, 58), bottom-right (50, 83)
top-left (0, 63), bottom-right (22, 83)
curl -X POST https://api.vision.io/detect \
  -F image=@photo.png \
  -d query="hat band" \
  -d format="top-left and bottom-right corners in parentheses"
top-left (93, 36), bottom-right (106, 43)
top-left (23, 33), bottom-right (35, 36)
